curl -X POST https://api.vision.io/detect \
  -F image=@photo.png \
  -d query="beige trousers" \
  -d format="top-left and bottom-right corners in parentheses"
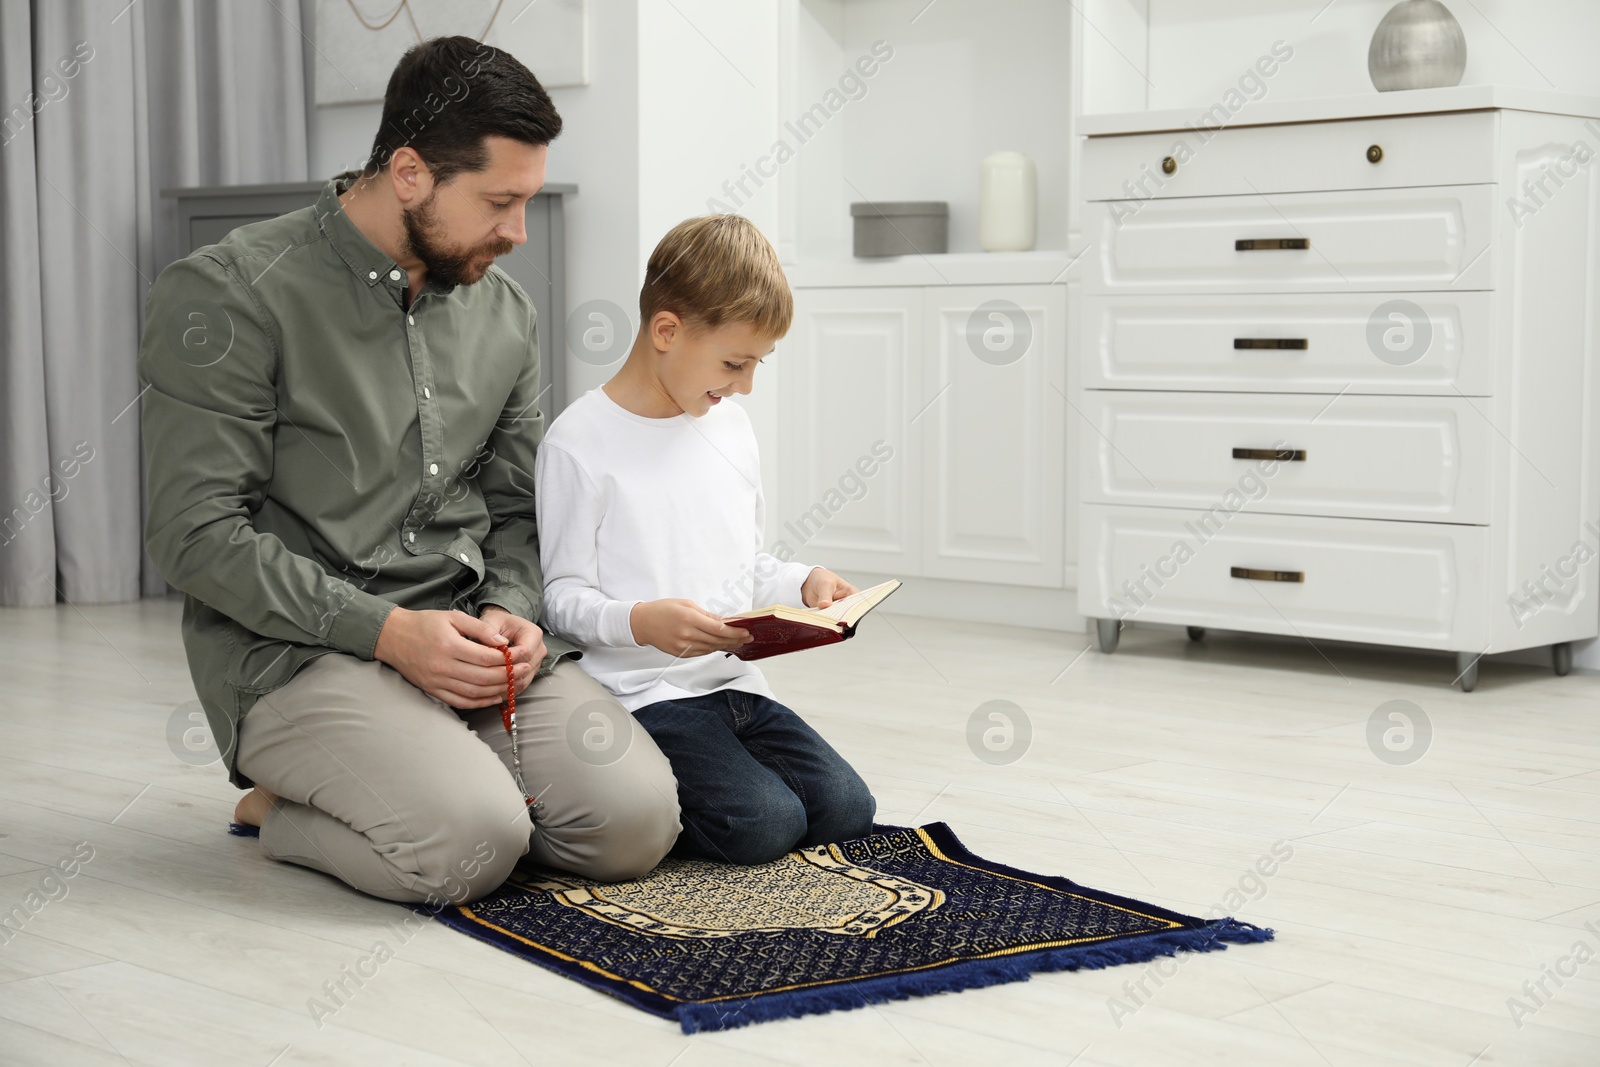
top-left (234, 655), bottom-right (681, 905)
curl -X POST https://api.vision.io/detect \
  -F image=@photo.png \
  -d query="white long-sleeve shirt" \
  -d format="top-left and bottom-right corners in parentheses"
top-left (533, 387), bottom-right (817, 711)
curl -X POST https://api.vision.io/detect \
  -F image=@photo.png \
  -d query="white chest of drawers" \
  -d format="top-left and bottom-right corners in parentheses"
top-left (1075, 88), bottom-right (1600, 690)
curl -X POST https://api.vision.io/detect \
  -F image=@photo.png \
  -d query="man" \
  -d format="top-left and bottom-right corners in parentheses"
top-left (139, 37), bottom-right (680, 905)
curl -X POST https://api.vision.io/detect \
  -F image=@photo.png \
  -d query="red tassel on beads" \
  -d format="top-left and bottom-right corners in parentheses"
top-left (500, 644), bottom-right (517, 734)
top-left (499, 645), bottom-right (536, 807)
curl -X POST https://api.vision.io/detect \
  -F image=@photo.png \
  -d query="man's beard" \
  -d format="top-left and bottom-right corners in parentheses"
top-left (400, 191), bottom-right (514, 289)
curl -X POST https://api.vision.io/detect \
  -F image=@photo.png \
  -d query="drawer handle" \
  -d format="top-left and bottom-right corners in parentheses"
top-left (1235, 237), bottom-right (1310, 251)
top-left (1367, 144), bottom-right (1384, 164)
top-left (1233, 447), bottom-right (1306, 462)
top-left (1231, 567), bottom-right (1305, 583)
top-left (1234, 338), bottom-right (1309, 350)
top-left (1161, 155), bottom-right (1177, 175)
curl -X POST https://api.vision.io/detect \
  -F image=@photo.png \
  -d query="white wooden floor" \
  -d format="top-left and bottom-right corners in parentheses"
top-left (1, 596), bottom-right (1596, 1066)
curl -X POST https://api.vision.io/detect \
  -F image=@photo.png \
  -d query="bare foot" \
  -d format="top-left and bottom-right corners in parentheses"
top-left (234, 786), bottom-right (279, 828)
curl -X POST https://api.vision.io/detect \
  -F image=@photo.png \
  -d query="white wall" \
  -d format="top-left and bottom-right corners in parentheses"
top-left (633, 1), bottom-right (784, 486)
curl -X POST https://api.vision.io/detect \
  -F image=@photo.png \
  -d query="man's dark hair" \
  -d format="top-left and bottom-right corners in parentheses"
top-left (363, 35), bottom-right (562, 184)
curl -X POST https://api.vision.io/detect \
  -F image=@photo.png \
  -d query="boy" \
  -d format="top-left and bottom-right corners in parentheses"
top-left (535, 215), bottom-right (876, 865)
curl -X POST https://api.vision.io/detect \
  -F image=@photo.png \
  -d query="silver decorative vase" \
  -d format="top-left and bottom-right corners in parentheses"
top-left (1368, 0), bottom-right (1467, 92)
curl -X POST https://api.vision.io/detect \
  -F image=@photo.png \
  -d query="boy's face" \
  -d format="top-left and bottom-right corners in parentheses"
top-left (655, 316), bottom-right (775, 417)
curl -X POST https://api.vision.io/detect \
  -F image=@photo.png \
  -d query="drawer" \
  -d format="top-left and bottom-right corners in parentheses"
top-left (1089, 185), bottom-right (1495, 294)
top-left (1083, 292), bottom-right (1492, 395)
top-left (1077, 505), bottom-right (1487, 651)
top-left (1080, 391), bottom-right (1492, 524)
top-left (1082, 111), bottom-right (1498, 201)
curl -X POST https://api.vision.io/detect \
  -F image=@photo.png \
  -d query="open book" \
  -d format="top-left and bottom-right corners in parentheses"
top-left (722, 580), bottom-right (902, 661)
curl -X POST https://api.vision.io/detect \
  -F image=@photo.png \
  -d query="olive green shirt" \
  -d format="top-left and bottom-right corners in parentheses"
top-left (139, 171), bottom-right (577, 789)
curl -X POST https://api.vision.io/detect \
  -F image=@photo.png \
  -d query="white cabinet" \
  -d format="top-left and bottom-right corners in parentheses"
top-left (920, 287), bottom-right (1067, 587)
top-left (777, 287), bottom-right (922, 578)
top-left (1077, 96), bottom-right (1600, 689)
top-left (780, 283), bottom-right (1067, 588)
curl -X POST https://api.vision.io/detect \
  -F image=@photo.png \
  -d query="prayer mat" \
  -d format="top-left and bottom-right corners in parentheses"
top-left (428, 822), bottom-right (1274, 1032)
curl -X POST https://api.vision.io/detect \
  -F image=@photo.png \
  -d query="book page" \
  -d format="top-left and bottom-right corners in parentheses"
top-left (815, 580), bottom-right (900, 624)
top-left (724, 579), bottom-right (901, 626)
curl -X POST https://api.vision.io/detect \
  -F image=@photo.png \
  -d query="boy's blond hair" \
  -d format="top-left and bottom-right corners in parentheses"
top-left (639, 215), bottom-right (793, 340)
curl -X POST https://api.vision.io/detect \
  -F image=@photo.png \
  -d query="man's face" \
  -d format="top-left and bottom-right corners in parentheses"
top-left (401, 135), bottom-right (547, 288)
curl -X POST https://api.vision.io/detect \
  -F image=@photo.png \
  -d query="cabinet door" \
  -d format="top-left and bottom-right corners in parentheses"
top-left (920, 285), bottom-right (1067, 586)
top-left (777, 288), bottom-right (922, 576)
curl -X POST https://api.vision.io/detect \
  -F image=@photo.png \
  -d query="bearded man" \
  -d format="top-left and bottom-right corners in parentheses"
top-left (138, 36), bottom-right (680, 905)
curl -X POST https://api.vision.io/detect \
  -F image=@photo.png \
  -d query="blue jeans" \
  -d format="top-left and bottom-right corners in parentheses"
top-left (632, 688), bottom-right (876, 865)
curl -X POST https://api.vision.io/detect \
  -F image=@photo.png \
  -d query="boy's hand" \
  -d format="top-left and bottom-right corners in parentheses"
top-left (631, 599), bottom-right (754, 657)
top-left (480, 605), bottom-right (546, 697)
top-left (802, 568), bottom-right (858, 610)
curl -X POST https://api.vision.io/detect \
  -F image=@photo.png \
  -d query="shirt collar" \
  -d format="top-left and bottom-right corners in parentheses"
top-left (314, 171), bottom-right (458, 299)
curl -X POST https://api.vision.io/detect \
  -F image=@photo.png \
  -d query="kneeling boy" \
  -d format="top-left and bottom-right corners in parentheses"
top-left (534, 215), bottom-right (876, 865)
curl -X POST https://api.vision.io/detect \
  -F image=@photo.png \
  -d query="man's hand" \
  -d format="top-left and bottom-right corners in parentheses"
top-left (802, 568), bottom-right (858, 610)
top-left (631, 599), bottom-right (754, 658)
top-left (480, 604), bottom-right (547, 697)
top-left (373, 607), bottom-right (527, 709)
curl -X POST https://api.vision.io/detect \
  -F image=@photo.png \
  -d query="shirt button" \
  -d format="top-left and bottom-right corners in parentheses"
top-left (407, 531), bottom-right (416, 543)
top-left (408, 315), bottom-right (415, 325)
top-left (429, 463), bottom-right (439, 476)
top-left (389, 269), bottom-right (402, 281)
top-left (367, 271), bottom-right (377, 280)
top-left (458, 552), bottom-right (470, 564)
top-left (423, 387), bottom-right (431, 399)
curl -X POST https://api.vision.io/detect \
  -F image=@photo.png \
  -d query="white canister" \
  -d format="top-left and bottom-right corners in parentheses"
top-left (980, 151), bottom-right (1037, 252)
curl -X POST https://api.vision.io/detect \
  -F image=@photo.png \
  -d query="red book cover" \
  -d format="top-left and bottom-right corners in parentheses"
top-left (721, 580), bottom-right (900, 661)
top-left (724, 616), bottom-right (852, 661)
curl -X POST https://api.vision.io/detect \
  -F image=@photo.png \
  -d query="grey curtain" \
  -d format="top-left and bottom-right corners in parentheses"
top-left (0, 0), bottom-right (308, 606)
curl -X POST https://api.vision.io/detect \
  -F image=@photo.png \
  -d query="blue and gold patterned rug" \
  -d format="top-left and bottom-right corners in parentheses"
top-left (428, 822), bottom-right (1273, 1032)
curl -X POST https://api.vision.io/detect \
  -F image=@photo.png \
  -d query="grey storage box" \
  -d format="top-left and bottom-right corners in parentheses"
top-left (851, 201), bottom-right (948, 257)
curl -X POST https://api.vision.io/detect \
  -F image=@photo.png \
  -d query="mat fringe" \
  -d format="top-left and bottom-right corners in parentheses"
top-left (675, 918), bottom-right (1274, 1034)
